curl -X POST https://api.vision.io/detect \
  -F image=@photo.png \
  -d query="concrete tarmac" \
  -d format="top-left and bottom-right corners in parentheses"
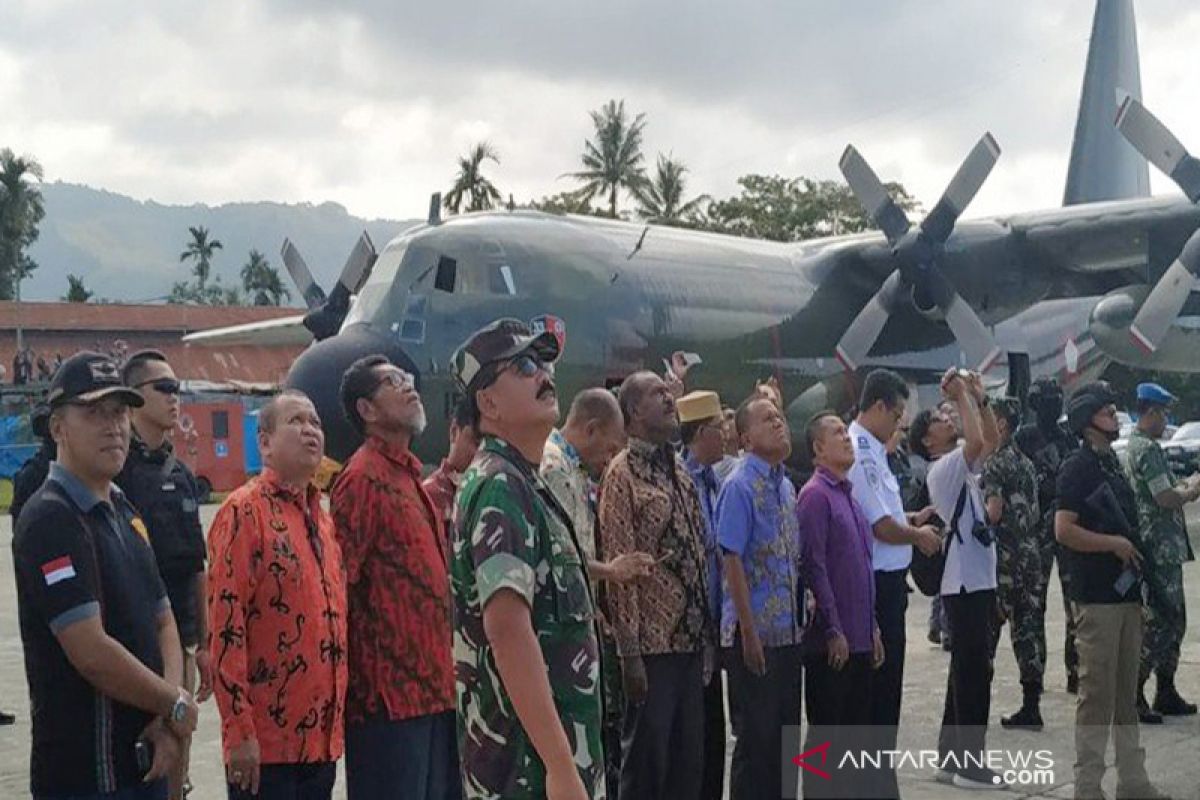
top-left (1, 505), bottom-right (1197, 799)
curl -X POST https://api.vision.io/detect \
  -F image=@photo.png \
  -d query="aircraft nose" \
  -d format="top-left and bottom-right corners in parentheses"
top-left (285, 324), bottom-right (420, 462)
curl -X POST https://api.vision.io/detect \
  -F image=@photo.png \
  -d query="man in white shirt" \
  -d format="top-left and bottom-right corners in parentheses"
top-left (910, 368), bottom-right (1001, 791)
top-left (847, 369), bottom-right (941, 799)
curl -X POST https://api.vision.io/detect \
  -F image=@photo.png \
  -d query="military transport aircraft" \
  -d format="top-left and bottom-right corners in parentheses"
top-left (186, 0), bottom-right (1200, 465)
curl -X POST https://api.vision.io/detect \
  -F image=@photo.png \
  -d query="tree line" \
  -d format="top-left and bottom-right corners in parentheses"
top-left (1, 99), bottom-right (918, 307)
top-left (445, 98), bottom-right (920, 239)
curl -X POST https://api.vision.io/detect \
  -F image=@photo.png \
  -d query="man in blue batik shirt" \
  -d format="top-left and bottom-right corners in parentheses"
top-left (717, 395), bottom-right (803, 800)
top-left (678, 390), bottom-right (728, 800)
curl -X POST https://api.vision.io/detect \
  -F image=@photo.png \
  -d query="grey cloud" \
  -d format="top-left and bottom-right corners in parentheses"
top-left (2, 0), bottom-right (1198, 222)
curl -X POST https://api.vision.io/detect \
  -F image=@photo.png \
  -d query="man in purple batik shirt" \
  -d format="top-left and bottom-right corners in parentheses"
top-left (798, 411), bottom-right (885, 800)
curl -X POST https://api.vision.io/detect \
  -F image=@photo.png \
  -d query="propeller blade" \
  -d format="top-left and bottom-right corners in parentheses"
top-left (838, 145), bottom-right (911, 243)
top-left (280, 239), bottom-right (327, 310)
top-left (911, 260), bottom-right (1003, 372)
top-left (1116, 96), bottom-right (1200, 202)
top-left (335, 231), bottom-right (377, 295)
top-left (942, 296), bottom-right (1004, 373)
top-left (835, 271), bottom-right (907, 371)
top-left (921, 133), bottom-right (1000, 243)
top-left (1128, 230), bottom-right (1200, 354)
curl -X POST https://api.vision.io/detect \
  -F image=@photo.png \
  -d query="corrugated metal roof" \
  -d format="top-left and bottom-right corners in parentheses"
top-left (2, 340), bottom-right (302, 384)
top-left (0, 301), bottom-right (299, 333)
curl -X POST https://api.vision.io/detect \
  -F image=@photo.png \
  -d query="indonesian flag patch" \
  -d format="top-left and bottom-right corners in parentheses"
top-left (41, 556), bottom-right (76, 586)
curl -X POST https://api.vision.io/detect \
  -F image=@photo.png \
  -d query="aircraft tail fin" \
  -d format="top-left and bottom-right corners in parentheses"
top-left (1062, 0), bottom-right (1149, 205)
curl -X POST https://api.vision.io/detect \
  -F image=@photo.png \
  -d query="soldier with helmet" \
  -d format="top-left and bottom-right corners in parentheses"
top-left (1055, 381), bottom-right (1166, 800)
top-left (1124, 382), bottom-right (1200, 722)
top-left (1020, 376), bottom-right (1080, 692)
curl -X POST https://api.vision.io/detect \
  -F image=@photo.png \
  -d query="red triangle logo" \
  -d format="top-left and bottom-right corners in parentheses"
top-left (792, 741), bottom-right (833, 780)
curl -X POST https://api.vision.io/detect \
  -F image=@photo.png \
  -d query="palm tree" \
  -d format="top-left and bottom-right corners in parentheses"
top-left (241, 249), bottom-right (290, 306)
top-left (444, 142), bottom-right (503, 213)
top-left (179, 225), bottom-right (223, 288)
top-left (63, 274), bottom-right (94, 303)
top-left (636, 154), bottom-right (709, 225)
top-left (0, 149), bottom-right (46, 300)
top-left (566, 100), bottom-right (650, 218)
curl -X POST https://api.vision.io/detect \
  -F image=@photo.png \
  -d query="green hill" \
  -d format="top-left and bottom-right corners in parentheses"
top-left (24, 182), bottom-right (418, 303)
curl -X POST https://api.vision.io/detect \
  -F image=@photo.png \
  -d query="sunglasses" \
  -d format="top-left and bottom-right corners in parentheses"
top-left (505, 353), bottom-right (553, 379)
top-left (135, 378), bottom-right (180, 396)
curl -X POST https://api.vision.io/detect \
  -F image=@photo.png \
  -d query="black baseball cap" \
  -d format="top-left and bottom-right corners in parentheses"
top-left (451, 318), bottom-right (560, 392)
top-left (47, 351), bottom-right (144, 409)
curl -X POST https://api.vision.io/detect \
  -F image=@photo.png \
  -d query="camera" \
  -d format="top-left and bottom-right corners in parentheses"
top-left (970, 520), bottom-right (995, 547)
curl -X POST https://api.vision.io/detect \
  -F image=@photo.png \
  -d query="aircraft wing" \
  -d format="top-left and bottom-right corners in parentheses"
top-left (1005, 195), bottom-right (1200, 274)
top-left (182, 315), bottom-right (312, 347)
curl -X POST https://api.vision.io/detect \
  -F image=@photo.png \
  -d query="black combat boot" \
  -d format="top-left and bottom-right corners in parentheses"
top-left (1001, 681), bottom-right (1044, 730)
top-left (1152, 670), bottom-right (1198, 716)
top-left (1137, 678), bottom-right (1164, 724)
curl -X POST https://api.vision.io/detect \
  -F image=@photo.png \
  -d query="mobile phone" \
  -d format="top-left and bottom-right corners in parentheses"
top-left (681, 352), bottom-right (703, 368)
top-left (1114, 566), bottom-right (1138, 596)
top-left (135, 739), bottom-right (153, 776)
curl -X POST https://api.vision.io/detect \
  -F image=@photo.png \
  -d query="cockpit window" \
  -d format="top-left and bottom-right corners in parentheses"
top-left (496, 265), bottom-right (516, 296)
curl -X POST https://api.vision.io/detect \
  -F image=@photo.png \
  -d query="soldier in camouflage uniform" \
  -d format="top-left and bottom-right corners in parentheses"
top-left (1019, 376), bottom-right (1080, 692)
top-left (449, 319), bottom-right (605, 799)
top-left (1125, 383), bottom-right (1200, 721)
top-left (982, 398), bottom-right (1045, 729)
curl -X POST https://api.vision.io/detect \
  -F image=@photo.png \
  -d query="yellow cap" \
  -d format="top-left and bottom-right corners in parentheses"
top-left (677, 390), bottom-right (722, 424)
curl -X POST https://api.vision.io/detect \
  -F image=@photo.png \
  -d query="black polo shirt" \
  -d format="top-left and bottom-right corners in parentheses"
top-left (1056, 445), bottom-right (1141, 605)
top-left (117, 435), bottom-right (206, 646)
top-left (13, 462), bottom-right (169, 796)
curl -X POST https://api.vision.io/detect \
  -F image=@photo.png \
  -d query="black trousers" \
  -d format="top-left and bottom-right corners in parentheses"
top-left (727, 641), bottom-right (803, 800)
top-left (866, 569), bottom-right (908, 799)
top-left (937, 589), bottom-right (997, 780)
top-left (227, 762), bottom-right (336, 800)
top-left (804, 653), bottom-right (874, 799)
top-left (701, 667), bottom-right (726, 800)
top-left (619, 652), bottom-right (704, 800)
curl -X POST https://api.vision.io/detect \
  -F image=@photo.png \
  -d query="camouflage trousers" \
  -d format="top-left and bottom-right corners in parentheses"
top-left (600, 626), bottom-right (624, 798)
top-left (1039, 515), bottom-right (1079, 680)
top-left (1139, 563), bottom-right (1187, 679)
top-left (997, 530), bottom-right (1049, 686)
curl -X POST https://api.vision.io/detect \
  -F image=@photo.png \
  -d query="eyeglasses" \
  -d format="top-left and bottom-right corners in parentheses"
top-left (373, 370), bottom-right (415, 394)
top-left (135, 378), bottom-right (180, 396)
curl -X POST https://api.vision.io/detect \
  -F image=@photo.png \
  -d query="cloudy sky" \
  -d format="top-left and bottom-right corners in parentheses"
top-left (2, 0), bottom-right (1199, 223)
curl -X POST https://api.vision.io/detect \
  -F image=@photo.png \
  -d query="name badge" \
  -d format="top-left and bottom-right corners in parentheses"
top-left (161, 482), bottom-right (177, 492)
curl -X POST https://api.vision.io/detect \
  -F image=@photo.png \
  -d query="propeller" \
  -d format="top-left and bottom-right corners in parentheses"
top-left (835, 134), bottom-right (1003, 373)
top-left (277, 231), bottom-right (378, 341)
top-left (1114, 96), bottom-right (1200, 354)
top-left (281, 239), bottom-right (328, 310)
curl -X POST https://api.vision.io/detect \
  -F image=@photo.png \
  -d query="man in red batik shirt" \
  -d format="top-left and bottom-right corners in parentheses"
top-left (207, 390), bottom-right (347, 800)
top-left (331, 355), bottom-right (460, 800)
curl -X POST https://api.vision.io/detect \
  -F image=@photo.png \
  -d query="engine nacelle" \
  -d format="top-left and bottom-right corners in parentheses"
top-left (1089, 286), bottom-right (1200, 372)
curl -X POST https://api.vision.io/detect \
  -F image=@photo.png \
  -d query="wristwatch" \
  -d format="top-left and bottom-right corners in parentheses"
top-left (169, 691), bottom-right (190, 724)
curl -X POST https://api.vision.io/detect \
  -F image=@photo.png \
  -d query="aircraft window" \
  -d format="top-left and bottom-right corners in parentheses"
top-left (405, 294), bottom-right (428, 316)
top-left (499, 265), bottom-right (516, 295)
top-left (435, 256), bottom-right (458, 293)
top-left (400, 318), bottom-right (426, 343)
